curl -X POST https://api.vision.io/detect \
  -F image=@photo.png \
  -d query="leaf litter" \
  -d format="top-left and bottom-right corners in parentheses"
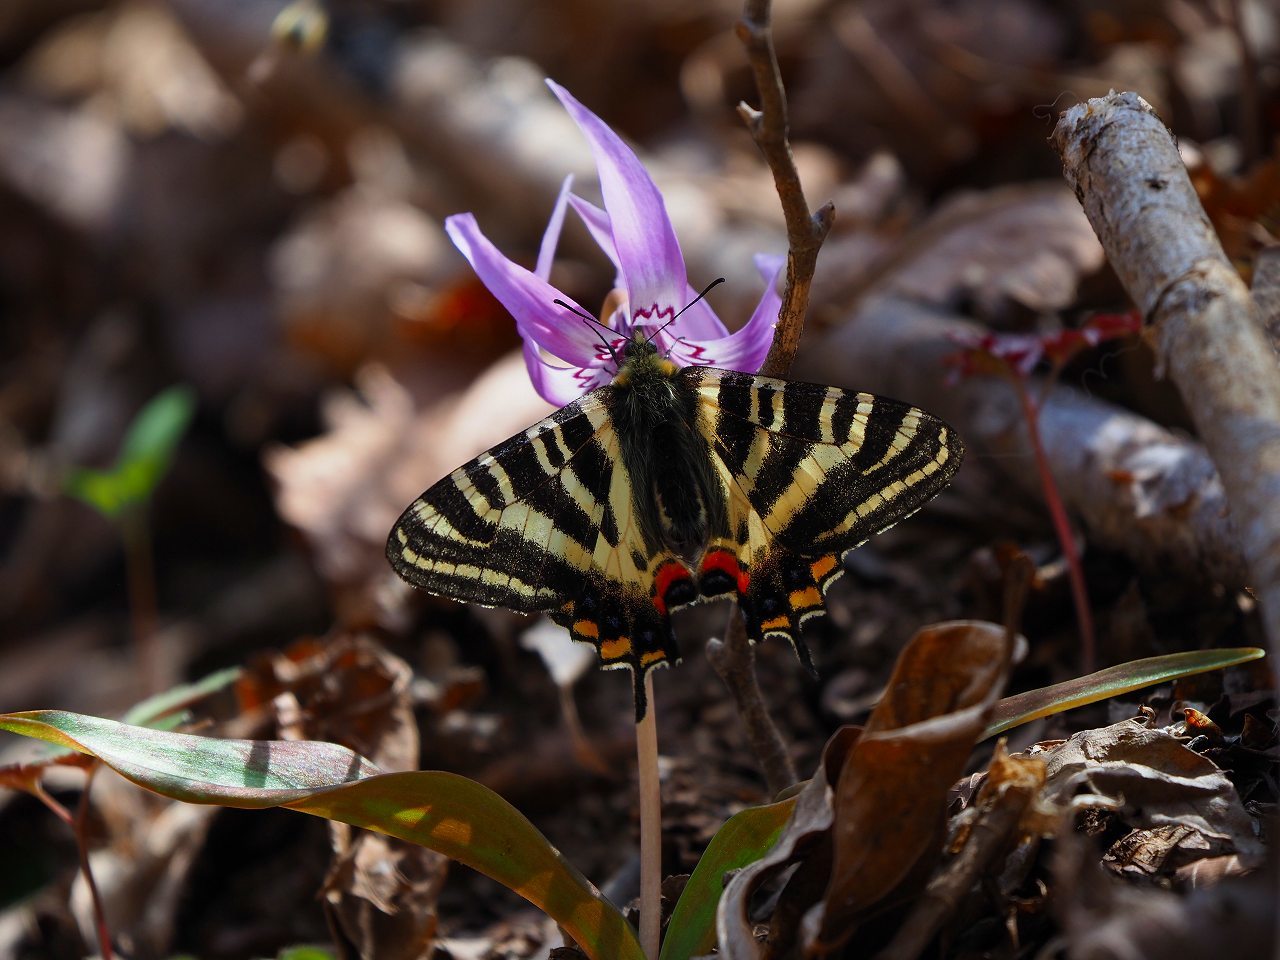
top-left (0, 0), bottom-right (1277, 957)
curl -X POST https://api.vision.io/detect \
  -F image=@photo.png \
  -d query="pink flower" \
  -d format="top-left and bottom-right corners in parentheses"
top-left (445, 81), bottom-right (781, 405)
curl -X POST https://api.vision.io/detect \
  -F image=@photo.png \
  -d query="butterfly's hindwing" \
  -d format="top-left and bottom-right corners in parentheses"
top-left (685, 368), bottom-right (961, 650)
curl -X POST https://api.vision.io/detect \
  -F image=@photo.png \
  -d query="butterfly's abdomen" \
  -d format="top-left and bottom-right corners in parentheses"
top-left (610, 348), bottom-right (725, 565)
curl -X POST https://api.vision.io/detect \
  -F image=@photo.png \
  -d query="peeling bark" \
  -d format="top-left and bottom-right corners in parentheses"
top-left (1051, 91), bottom-right (1280, 684)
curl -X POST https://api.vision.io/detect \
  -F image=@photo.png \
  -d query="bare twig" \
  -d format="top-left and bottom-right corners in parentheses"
top-left (705, 0), bottom-right (828, 797)
top-left (706, 616), bottom-right (797, 796)
top-left (1052, 92), bottom-right (1280, 692)
top-left (737, 0), bottom-right (834, 378)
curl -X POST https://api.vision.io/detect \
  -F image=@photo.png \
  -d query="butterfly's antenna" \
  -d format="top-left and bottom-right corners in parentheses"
top-left (554, 297), bottom-right (621, 366)
top-left (645, 277), bottom-right (725, 345)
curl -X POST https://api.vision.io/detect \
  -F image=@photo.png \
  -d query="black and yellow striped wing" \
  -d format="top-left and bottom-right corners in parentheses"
top-left (387, 393), bottom-right (687, 704)
top-left (684, 368), bottom-right (960, 663)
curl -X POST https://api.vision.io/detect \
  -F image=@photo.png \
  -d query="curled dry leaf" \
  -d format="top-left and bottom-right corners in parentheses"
top-left (1040, 717), bottom-right (1263, 874)
top-left (805, 620), bottom-right (1012, 952)
top-left (717, 726), bottom-right (861, 960)
top-left (873, 741), bottom-right (1048, 960)
top-left (239, 633), bottom-right (448, 959)
top-left (716, 621), bottom-right (1011, 959)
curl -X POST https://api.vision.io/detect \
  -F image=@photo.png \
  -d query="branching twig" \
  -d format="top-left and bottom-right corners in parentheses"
top-left (708, 0), bottom-right (831, 797)
top-left (706, 617), bottom-right (797, 795)
top-left (737, 0), bottom-right (834, 379)
top-left (1052, 92), bottom-right (1280, 693)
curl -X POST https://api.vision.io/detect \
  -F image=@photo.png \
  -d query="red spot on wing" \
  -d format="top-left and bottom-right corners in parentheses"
top-left (700, 548), bottom-right (749, 595)
top-left (652, 561), bottom-right (695, 616)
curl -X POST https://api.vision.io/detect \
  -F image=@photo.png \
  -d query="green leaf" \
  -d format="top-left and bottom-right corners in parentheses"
top-left (276, 946), bottom-right (338, 960)
top-left (0, 710), bottom-right (643, 960)
top-left (984, 647), bottom-right (1265, 739)
top-left (121, 666), bottom-right (241, 728)
top-left (661, 797), bottom-right (796, 960)
top-left (64, 385), bottom-right (196, 518)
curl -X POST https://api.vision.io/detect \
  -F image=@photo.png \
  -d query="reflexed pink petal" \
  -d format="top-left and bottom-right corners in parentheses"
top-left (569, 194), bottom-right (729, 340)
top-left (536, 175), bottom-right (574, 281)
top-left (567, 194), bottom-right (622, 279)
top-left (548, 81), bottom-right (687, 326)
top-left (662, 254), bottom-right (781, 373)
top-left (445, 213), bottom-right (598, 366)
top-left (522, 340), bottom-right (614, 406)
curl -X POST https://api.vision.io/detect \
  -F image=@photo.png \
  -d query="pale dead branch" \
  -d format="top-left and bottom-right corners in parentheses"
top-left (1051, 91), bottom-right (1280, 688)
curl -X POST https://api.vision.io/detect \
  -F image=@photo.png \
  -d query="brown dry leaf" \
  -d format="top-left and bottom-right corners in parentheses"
top-left (1041, 718), bottom-right (1263, 875)
top-left (804, 620), bottom-right (1011, 953)
top-left (1053, 830), bottom-right (1273, 960)
top-left (716, 621), bottom-right (1012, 959)
top-left (264, 353), bottom-right (551, 615)
top-left (872, 742), bottom-right (1048, 960)
top-left (717, 726), bottom-right (862, 960)
top-left (240, 633), bottom-right (448, 959)
top-left (882, 184), bottom-right (1106, 315)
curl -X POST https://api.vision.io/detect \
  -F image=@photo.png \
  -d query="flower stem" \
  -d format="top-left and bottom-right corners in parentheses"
top-left (34, 767), bottom-right (114, 960)
top-left (122, 509), bottom-right (160, 694)
top-left (636, 670), bottom-right (662, 960)
top-left (1013, 377), bottom-right (1095, 671)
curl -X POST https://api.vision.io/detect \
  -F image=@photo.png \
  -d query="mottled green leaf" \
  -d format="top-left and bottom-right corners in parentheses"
top-left (984, 647), bottom-right (1265, 739)
top-left (0, 710), bottom-right (642, 960)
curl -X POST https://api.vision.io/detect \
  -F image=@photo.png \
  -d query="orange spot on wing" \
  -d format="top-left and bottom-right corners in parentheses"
top-left (601, 637), bottom-right (632, 660)
top-left (640, 651), bottom-right (666, 667)
top-left (573, 620), bottom-right (599, 640)
top-left (789, 586), bottom-right (822, 610)
top-left (810, 555), bottom-right (839, 582)
top-left (760, 615), bottom-right (790, 633)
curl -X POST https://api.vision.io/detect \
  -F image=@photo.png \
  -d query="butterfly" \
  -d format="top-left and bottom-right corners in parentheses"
top-left (387, 334), bottom-right (962, 719)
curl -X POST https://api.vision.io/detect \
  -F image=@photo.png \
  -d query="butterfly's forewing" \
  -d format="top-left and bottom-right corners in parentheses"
top-left (387, 390), bottom-right (688, 714)
top-left (686, 368), bottom-right (962, 655)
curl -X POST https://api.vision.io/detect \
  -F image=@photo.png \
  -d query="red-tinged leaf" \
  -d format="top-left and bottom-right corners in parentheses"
top-left (983, 648), bottom-right (1265, 739)
top-left (0, 710), bottom-right (643, 960)
top-left (660, 796), bottom-right (797, 960)
top-left (945, 310), bottom-right (1141, 383)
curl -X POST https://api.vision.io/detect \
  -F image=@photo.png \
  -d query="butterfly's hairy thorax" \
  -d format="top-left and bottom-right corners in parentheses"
top-left (608, 337), bottom-right (726, 566)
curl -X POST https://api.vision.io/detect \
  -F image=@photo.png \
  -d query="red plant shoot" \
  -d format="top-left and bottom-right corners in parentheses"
top-left (946, 311), bottom-right (1142, 672)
